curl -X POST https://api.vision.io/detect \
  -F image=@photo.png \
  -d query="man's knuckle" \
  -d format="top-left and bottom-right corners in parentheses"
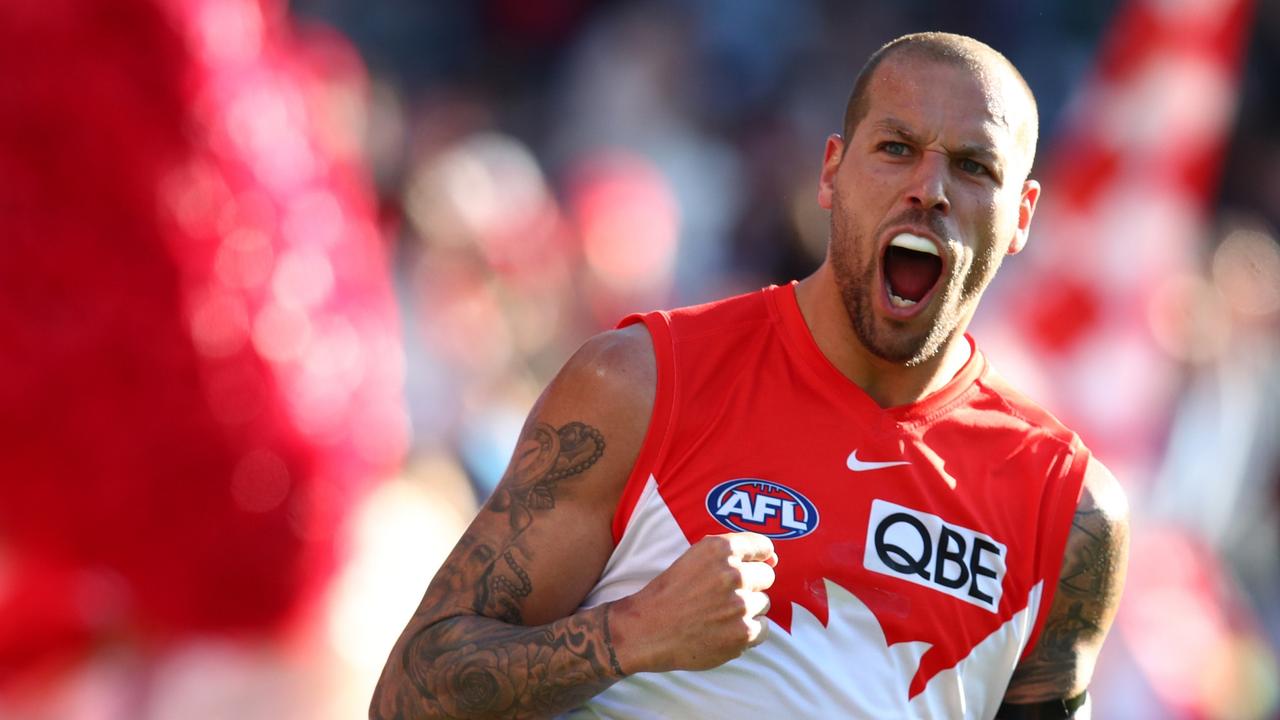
top-left (750, 563), bottom-right (775, 589)
top-left (707, 535), bottom-right (734, 557)
top-left (754, 620), bottom-right (770, 645)
top-left (719, 564), bottom-right (741, 588)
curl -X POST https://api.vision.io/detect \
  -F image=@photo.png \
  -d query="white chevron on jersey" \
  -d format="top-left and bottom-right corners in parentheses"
top-left (567, 476), bottom-right (1043, 720)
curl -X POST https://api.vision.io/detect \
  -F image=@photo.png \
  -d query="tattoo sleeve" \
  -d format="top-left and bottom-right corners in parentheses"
top-left (1005, 492), bottom-right (1127, 701)
top-left (373, 421), bottom-right (624, 720)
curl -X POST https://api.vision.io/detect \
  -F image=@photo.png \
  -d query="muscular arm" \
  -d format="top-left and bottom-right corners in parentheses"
top-left (998, 457), bottom-right (1130, 718)
top-left (371, 326), bottom-right (655, 720)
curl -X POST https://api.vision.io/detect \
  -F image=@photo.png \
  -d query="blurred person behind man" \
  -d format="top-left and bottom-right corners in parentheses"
top-left (372, 32), bottom-right (1128, 720)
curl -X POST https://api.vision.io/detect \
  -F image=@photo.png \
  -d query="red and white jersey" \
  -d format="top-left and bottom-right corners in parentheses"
top-left (565, 284), bottom-right (1089, 720)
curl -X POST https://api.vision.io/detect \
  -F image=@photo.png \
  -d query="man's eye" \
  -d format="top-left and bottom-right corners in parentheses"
top-left (881, 142), bottom-right (910, 156)
top-left (958, 158), bottom-right (988, 175)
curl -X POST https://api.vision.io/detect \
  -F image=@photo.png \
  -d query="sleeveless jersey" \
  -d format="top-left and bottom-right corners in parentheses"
top-left (565, 283), bottom-right (1089, 720)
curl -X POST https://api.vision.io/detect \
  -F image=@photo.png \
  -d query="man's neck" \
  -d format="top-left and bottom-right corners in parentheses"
top-left (793, 266), bottom-right (972, 409)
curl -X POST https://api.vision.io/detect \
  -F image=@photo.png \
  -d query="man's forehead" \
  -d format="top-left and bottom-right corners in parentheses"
top-left (864, 56), bottom-right (1027, 150)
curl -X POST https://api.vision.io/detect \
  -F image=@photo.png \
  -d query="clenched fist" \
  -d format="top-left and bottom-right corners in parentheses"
top-left (608, 532), bottom-right (778, 673)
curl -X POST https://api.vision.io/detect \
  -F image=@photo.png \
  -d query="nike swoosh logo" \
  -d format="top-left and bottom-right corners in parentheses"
top-left (846, 450), bottom-right (910, 472)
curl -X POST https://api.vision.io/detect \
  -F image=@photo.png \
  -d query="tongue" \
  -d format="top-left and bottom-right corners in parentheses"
top-left (885, 246), bottom-right (942, 302)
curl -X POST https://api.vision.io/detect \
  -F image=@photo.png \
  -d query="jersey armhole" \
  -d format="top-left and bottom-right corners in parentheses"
top-left (1020, 437), bottom-right (1091, 661)
top-left (609, 311), bottom-right (676, 545)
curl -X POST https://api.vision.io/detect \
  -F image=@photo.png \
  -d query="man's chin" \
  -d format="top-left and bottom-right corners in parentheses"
top-left (851, 319), bottom-right (918, 363)
top-left (858, 317), bottom-right (949, 367)
top-left (868, 337), bottom-right (935, 366)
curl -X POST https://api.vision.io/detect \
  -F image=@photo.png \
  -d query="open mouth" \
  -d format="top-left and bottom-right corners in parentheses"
top-left (883, 233), bottom-right (943, 310)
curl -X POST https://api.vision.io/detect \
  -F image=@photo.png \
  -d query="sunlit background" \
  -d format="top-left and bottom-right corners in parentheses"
top-left (0, 0), bottom-right (1277, 717)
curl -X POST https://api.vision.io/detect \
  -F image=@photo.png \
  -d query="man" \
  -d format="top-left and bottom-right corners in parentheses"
top-left (372, 32), bottom-right (1128, 719)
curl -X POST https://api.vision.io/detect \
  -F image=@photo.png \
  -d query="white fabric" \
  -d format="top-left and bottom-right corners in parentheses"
top-left (564, 477), bottom-right (1042, 720)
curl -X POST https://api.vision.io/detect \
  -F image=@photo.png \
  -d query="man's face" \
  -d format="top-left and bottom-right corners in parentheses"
top-left (818, 55), bottom-right (1039, 366)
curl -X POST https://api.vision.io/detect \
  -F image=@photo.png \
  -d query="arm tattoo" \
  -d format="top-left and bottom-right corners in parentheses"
top-left (996, 691), bottom-right (1089, 719)
top-left (398, 604), bottom-right (625, 719)
top-left (374, 421), bottom-right (622, 720)
top-left (600, 602), bottom-right (625, 678)
top-left (487, 421), bottom-right (605, 533)
top-left (1006, 502), bottom-right (1125, 699)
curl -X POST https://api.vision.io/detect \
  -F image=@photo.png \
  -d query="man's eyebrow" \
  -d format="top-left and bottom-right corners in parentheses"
top-left (953, 143), bottom-right (1002, 166)
top-left (870, 118), bottom-right (919, 140)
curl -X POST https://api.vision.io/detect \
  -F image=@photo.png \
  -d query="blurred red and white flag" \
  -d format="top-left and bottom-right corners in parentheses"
top-left (979, 0), bottom-right (1253, 484)
top-left (977, 0), bottom-right (1265, 716)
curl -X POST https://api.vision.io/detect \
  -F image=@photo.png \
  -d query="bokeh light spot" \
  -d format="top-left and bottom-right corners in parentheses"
top-left (231, 449), bottom-right (292, 514)
top-left (272, 247), bottom-right (334, 309)
top-left (189, 290), bottom-right (250, 358)
top-left (1213, 226), bottom-right (1280, 317)
top-left (571, 151), bottom-right (678, 291)
top-left (282, 190), bottom-right (345, 248)
top-left (252, 303), bottom-right (312, 363)
top-left (196, 0), bottom-right (264, 66)
top-left (214, 228), bottom-right (275, 289)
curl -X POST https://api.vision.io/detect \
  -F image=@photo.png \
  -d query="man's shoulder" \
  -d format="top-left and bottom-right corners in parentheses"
top-left (652, 284), bottom-right (780, 336)
top-left (558, 324), bottom-right (656, 407)
top-left (970, 355), bottom-right (1082, 448)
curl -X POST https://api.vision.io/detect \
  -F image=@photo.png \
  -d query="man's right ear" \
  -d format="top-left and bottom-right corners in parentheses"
top-left (817, 134), bottom-right (845, 210)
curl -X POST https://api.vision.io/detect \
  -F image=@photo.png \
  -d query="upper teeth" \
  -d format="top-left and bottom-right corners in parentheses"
top-left (889, 233), bottom-right (939, 256)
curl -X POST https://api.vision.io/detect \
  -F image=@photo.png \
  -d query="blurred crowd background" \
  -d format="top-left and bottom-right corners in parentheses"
top-left (1, 0), bottom-right (1277, 717)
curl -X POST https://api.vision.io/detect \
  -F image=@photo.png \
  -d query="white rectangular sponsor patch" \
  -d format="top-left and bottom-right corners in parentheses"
top-left (863, 499), bottom-right (1007, 613)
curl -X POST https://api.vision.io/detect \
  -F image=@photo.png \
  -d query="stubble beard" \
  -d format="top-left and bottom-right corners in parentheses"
top-left (828, 203), bottom-right (995, 368)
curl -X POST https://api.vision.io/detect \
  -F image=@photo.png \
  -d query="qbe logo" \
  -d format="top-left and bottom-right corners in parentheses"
top-left (863, 499), bottom-right (1007, 613)
top-left (706, 479), bottom-right (820, 540)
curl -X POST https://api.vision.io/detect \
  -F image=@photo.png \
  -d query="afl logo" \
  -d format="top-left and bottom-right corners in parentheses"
top-left (706, 479), bottom-right (820, 540)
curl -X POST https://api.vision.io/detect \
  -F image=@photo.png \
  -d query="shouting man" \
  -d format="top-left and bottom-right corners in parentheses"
top-left (373, 31), bottom-right (1129, 720)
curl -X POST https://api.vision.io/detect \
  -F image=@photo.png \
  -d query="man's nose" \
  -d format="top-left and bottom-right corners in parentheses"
top-left (907, 152), bottom-right (950, 214)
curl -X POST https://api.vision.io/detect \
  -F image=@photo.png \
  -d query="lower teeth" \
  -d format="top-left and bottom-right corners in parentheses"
top-left (890, 293), bottom-right (917, 308)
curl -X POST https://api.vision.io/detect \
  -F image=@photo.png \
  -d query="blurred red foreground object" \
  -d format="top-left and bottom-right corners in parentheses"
top-left (0, 0), bottom-right (404, 687)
